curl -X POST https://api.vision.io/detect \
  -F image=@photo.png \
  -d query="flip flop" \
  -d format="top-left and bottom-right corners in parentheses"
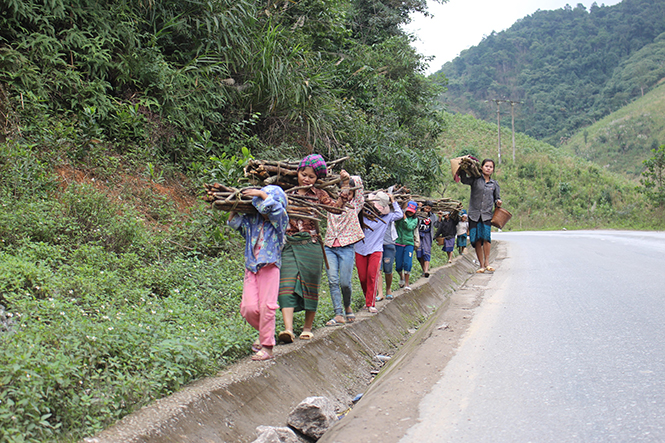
top-left (251, 349), bottom-right (274, 361)
top-left (386, 294), bottom-right (394, 300)
top-left (346, 313), bottom-right (356, 323)
top-left (251, 342), bottom-right (262, 353)
top-left (299, 331), bottom-right (314, 340)
top-left (476, 267), bottom-right (485, 273)
top-left (326, 318), bottom-right (345, 326)
top-left (368, 306), bottom-right (378, 314)
top-left (278, 330), bottom-right (295, 343)
top-left (485, 266), bottom-right (495, 272)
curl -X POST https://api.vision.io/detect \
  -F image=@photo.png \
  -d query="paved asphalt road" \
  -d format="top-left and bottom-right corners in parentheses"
top-left (399, 230), bottom-right (665, 442)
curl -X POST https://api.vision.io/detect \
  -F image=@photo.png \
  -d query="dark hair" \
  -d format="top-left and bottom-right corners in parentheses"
top-left (481, 158), bottom-right (495, 168)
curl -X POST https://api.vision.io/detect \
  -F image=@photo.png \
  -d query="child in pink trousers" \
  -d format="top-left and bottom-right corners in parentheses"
top-left (228, 185), bottom-right (289, 361)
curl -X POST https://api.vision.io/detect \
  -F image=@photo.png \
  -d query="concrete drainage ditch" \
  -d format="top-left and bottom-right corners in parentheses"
top-left (85, 247), bottom-right (495, 443)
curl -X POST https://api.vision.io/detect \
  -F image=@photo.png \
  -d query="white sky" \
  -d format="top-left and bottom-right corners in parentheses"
top-left (405, 0), bottom-right (625, 74)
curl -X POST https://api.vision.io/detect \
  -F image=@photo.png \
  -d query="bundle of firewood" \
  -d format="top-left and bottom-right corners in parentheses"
top-left (411, 196), bottom-right (464, 217)
top-left (362, 186), bottom-right (464, 221)
top-left (458, 156), bottom-right (482, 178)
top-left (203, 183), bottom-right (346, 222)
top-left (243, 156), bottom-right (350, 199)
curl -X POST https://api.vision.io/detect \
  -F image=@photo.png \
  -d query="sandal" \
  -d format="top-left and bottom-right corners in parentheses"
top-left (368, 306), bottom-right (378, 314)
top-left (251, 349), bottom-right (274, 361)
top-left (386, 294), bottom-right (394, 300)
top-left (299, 331), bottom-right (314, 340)
top-left (346, 313), bottom-right (356, 323)
top-left (278, 330), bottom-right (295, 343)
top-left (326, 317), bottom-right (345, 326)
top-left (485, 266), bottom-right (495, 272)
top-left (476, 267), bottom-right (485, 273)
top-left (251, 341), bottom-right (262, 353)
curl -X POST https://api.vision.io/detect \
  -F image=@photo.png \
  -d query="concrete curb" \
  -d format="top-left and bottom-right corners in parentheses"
top-left (88, 248), bottom-right (495, 443)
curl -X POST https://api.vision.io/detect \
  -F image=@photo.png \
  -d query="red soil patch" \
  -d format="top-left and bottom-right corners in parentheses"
top-left (54, 164), bottom-right (199, 216)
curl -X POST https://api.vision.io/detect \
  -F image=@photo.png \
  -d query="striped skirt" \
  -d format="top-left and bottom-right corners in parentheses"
top-left (278, 232), bottom-right (324, 312)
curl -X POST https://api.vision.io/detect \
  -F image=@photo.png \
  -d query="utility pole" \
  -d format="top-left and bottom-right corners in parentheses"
top-left (508, 100), bottom-right (522, 163)
top-left (487, 99), bottom-right (507, 164)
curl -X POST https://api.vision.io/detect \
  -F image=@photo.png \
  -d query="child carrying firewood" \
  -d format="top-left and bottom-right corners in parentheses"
top-left (355, 191), bottom-right (403, 313)
top-left (278, 154), bottom-right (348, 343)
top-left (395, 201), bottom-right (419, 291)
top-left (227, 185), bottom-right (289, 361)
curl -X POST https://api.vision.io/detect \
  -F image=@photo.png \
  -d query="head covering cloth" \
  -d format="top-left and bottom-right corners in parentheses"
top-left (368, 191), bottom-right (391, 215)
top-left (298, 154), bottom-right (328, 178)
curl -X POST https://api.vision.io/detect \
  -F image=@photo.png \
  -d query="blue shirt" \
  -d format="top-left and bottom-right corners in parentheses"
top-left (227, 193), bottom-right (289, 273)
top-left (355, 202), bottom-right (404, 256)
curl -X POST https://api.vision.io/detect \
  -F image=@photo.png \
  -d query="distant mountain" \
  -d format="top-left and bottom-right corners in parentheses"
top-left (437, 0), bottom-right (665, 147)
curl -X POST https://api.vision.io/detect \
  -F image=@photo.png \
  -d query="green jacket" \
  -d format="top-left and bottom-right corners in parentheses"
top-left (395, 216), bottom-right (418, 246)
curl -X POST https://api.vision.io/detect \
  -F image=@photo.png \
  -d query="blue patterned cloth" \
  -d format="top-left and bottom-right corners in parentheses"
top-left (228, 186), bottom-right (289, 273)
top-left (469, 219), bottom-right (492, 246)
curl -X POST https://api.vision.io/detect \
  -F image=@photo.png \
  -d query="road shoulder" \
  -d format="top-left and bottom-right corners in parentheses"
top-left (320, 241), bottom-right (508, 443)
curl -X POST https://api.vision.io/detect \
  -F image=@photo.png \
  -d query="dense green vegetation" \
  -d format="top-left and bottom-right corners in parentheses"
top-left (0, 0), bottom-right (446, 192)
top-left (639, 144), bottom-right (665, 207)
top-left (437, 112), bottom-right (665, 230)
top-left (438, 0), bottom-right (665, 147)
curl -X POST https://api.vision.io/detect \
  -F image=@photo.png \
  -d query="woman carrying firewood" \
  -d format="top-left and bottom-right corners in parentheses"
top-left (459, 158), bottom-right (502, 273)
top-left (324, 174), bottom-right (364, 326)
top-left (227, 185), bottom-right (289, 361)
top-left (278, 154), bottom-right (348, 343)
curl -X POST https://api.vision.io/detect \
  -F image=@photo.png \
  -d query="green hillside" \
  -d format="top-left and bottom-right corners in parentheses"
top-left (438, 0), bottom-right (665, 147)
top-left (565, 80), bottom-right (665, 177)
top-left (437, 112), bottom-right (663, 231)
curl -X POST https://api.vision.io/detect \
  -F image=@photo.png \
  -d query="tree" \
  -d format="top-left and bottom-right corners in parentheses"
top-left (639, 144), bottom-right (665, 207)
